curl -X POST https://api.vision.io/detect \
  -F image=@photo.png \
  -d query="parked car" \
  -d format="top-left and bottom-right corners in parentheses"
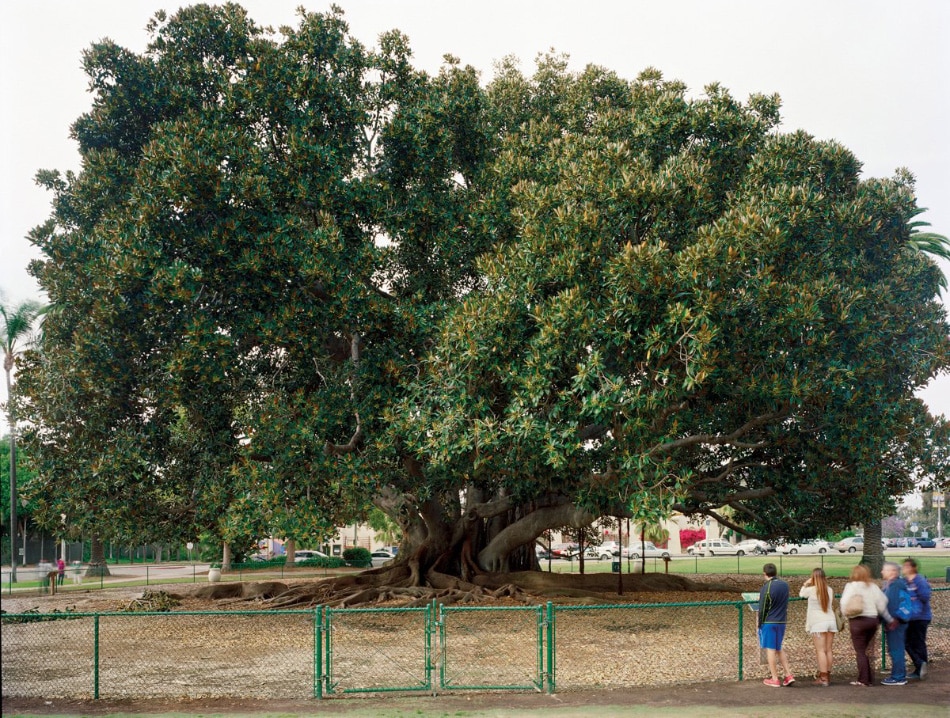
top-left (733, 539), bottom-right (774, 556)
top-left (627, 541), bottom-right (671, 559)
top-left (370, 549), bottom-right (397, 567)
top-left (777, 540), bottom-right (831, 555)
top-left (942, 537), bottom-right (950, 549)
top-left (583, 545), bottom-right (614, 561)
top-left (691, 539), bottom-right (742, 556)
top-left (892, 537), bottom-right (919, 548)
top-left (834, 536), bottom-right (864, 553)
top-left (916, 538), bottom-right (937, 548)
top-left (550, 542), bottom-right (579, 559)
top-left (294, 549), bottom-right (328, 560)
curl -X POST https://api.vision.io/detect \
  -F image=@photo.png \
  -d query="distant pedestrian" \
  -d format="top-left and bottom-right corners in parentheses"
top-left (901, 558), bottom-right (932, 680)
top-left (880, 561), bottom-right (909, 685)
top-left (840, 564), bottom-right (896, 686)
top-left (799, 567), bottom-right (837, 685)
top-left (56, 558), bottom-right (66, 586)
top-left (758, 563), bottom-right (794, 687)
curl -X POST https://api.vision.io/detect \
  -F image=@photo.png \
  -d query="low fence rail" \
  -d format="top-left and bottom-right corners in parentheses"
top-left (2, 589), bottom-right (948, 700)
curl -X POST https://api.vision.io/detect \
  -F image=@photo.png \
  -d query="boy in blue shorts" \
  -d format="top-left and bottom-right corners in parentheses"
top-left (759, 563), bottom-right (794, 687)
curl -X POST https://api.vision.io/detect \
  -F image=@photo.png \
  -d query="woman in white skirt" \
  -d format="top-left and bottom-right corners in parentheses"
top-left (800, 567), bottom-right (837, 685)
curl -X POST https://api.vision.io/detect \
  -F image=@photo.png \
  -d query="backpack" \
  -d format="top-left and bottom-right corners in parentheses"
top-left (844, 593), bottom-right (865, 618)
top-left (895, 584), bottom-right (913, 622)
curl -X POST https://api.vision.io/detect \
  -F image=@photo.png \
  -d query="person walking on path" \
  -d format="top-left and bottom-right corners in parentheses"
top-left (799, 567), bottom-right (837, 686)
top-left (880, 561), bottom-right (909, 686)
top-left (840, 564), bottom-right (896, 686)
top-left (56, 557), bottom-right (66, 586)
top-left (758, 563), bottom-right (794, 687)
top-left (901, 558), bottom-right (932, 680)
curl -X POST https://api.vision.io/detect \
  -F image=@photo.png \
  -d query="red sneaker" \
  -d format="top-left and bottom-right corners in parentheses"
top-left (763, 678), bottom-right (781, 687)
top-left (782, 675), bottom-right (796, 686)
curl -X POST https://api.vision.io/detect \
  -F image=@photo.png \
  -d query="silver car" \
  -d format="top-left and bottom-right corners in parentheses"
top-left (627, 541), bottom-right (671, 559)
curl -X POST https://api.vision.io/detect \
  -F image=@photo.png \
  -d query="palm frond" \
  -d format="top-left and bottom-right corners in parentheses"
top-left (904, 209), bottom-right (950, 290)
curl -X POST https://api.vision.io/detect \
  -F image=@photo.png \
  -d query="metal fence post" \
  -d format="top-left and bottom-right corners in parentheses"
top-left (314, 606), bottom-right (323, 699)
top-left (425, 600), bottom-right (433, 693)
top-left (737, 601), bottom-right (744, 681)
top-left (546, 601), bottom-right (556, 693)
top-left (881, 627), bottom-right (887, 670)
top-left (435, 598), bottom-right (444, 694)
top-left (93, 614), bottom-right (100, 699)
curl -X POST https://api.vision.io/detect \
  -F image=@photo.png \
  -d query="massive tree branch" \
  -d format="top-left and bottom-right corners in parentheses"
top-left (672, 504), bottom-right (764, 539)
top-left (577, 423), bottom-right (608, 442)
top-left (476, 502), bottom-right (597, 571)
top-left (648, 408), bottom-right (789, 457)
top-left (362, 277), bottom-right (396, 301)
top-left (324, 333), bottom-right (364, 455)
top-left (694, 460), bottom-right (773, 485)
top-left (464, 495), bottom-right (517, 521)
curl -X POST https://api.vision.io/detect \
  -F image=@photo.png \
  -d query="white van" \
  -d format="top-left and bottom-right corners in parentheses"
top-left (689, 539), bottom-right (741, 556)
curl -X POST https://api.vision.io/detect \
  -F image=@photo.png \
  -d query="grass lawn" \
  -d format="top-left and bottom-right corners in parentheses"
top-left (543, 551), bottom-right (950, 580)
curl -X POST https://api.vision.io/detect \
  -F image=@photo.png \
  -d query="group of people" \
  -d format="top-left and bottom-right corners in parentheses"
top-left (757, 558), bottom-right (932, 687)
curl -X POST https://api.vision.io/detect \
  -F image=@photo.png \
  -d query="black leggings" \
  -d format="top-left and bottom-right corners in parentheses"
top-left (905, 619), bottom-right (930, 671)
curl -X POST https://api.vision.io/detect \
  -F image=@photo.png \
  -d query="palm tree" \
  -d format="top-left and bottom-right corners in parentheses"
top-left (906, 209), bottom-right (950, 288)
top-left (2, 297), bottom-right (45, 582)
top-left (861, 217), bottom-right (950, 575)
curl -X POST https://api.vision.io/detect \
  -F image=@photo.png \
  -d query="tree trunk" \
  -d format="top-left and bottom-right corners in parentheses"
top-left (85, 535), bottom-right (111, 577)
top-left (285, 538), bottom-right (296, 564)
top-left (222, 541), bottom-right (232, 571)
top-left (860, 519), bottom-right (884, 578)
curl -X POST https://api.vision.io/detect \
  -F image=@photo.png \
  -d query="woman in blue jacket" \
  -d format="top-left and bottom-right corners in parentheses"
top-left (901, 558), bottom-right (932, 680)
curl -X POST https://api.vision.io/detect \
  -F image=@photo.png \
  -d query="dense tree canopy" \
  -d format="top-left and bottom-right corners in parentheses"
top-left (17, 4), bottom-right (950, 594)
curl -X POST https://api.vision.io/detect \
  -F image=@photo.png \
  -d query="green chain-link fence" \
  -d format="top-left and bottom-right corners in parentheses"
top-left (322, 605), bottom-right (432, 695)
top-left (438, 605), bottom-right (546, 691)
top-left (3, 563), bottom-right (357, 596)
top-left (3, 588), bottom-right (948, 699)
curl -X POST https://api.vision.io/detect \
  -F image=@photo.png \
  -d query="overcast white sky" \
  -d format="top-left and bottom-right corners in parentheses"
top-left (2, 0), bottom-right (948, 418)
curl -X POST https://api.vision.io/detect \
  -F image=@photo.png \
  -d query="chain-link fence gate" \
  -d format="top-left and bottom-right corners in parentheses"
top-left (4, 588), bottom-right (949, 699)
top-left (320, 604), bottom-right (433, 696)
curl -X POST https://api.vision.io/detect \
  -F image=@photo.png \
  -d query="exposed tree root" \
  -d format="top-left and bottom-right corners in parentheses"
top-left (190, 564), bottom-right (738, 609)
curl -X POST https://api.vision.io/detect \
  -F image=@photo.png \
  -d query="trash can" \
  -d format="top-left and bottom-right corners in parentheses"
top-left (612, 561), bottom-right (621, 573)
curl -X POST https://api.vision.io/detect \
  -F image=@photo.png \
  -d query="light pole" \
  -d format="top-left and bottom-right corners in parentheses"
top-left (934, 492), bottom-right (945, 540)
top-left (8, 426), bottom-right (17, 583)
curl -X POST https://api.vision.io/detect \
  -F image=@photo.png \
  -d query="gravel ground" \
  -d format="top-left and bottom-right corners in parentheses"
top-left (2, 575), bottom-right (946, 701)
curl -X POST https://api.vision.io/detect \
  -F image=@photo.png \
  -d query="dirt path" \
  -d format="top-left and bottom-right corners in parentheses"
top-left (3, 673), bottom-right (948, 717)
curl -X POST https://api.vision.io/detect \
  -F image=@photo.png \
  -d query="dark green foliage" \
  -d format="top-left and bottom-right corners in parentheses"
top-left (342, 546), bottom-right (371, 567)
top-left (16, 5), bottom-right (950, 577)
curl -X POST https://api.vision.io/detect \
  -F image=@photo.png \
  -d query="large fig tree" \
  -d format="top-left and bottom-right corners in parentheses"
top-left (18, 5), bottom-right (949, 605)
